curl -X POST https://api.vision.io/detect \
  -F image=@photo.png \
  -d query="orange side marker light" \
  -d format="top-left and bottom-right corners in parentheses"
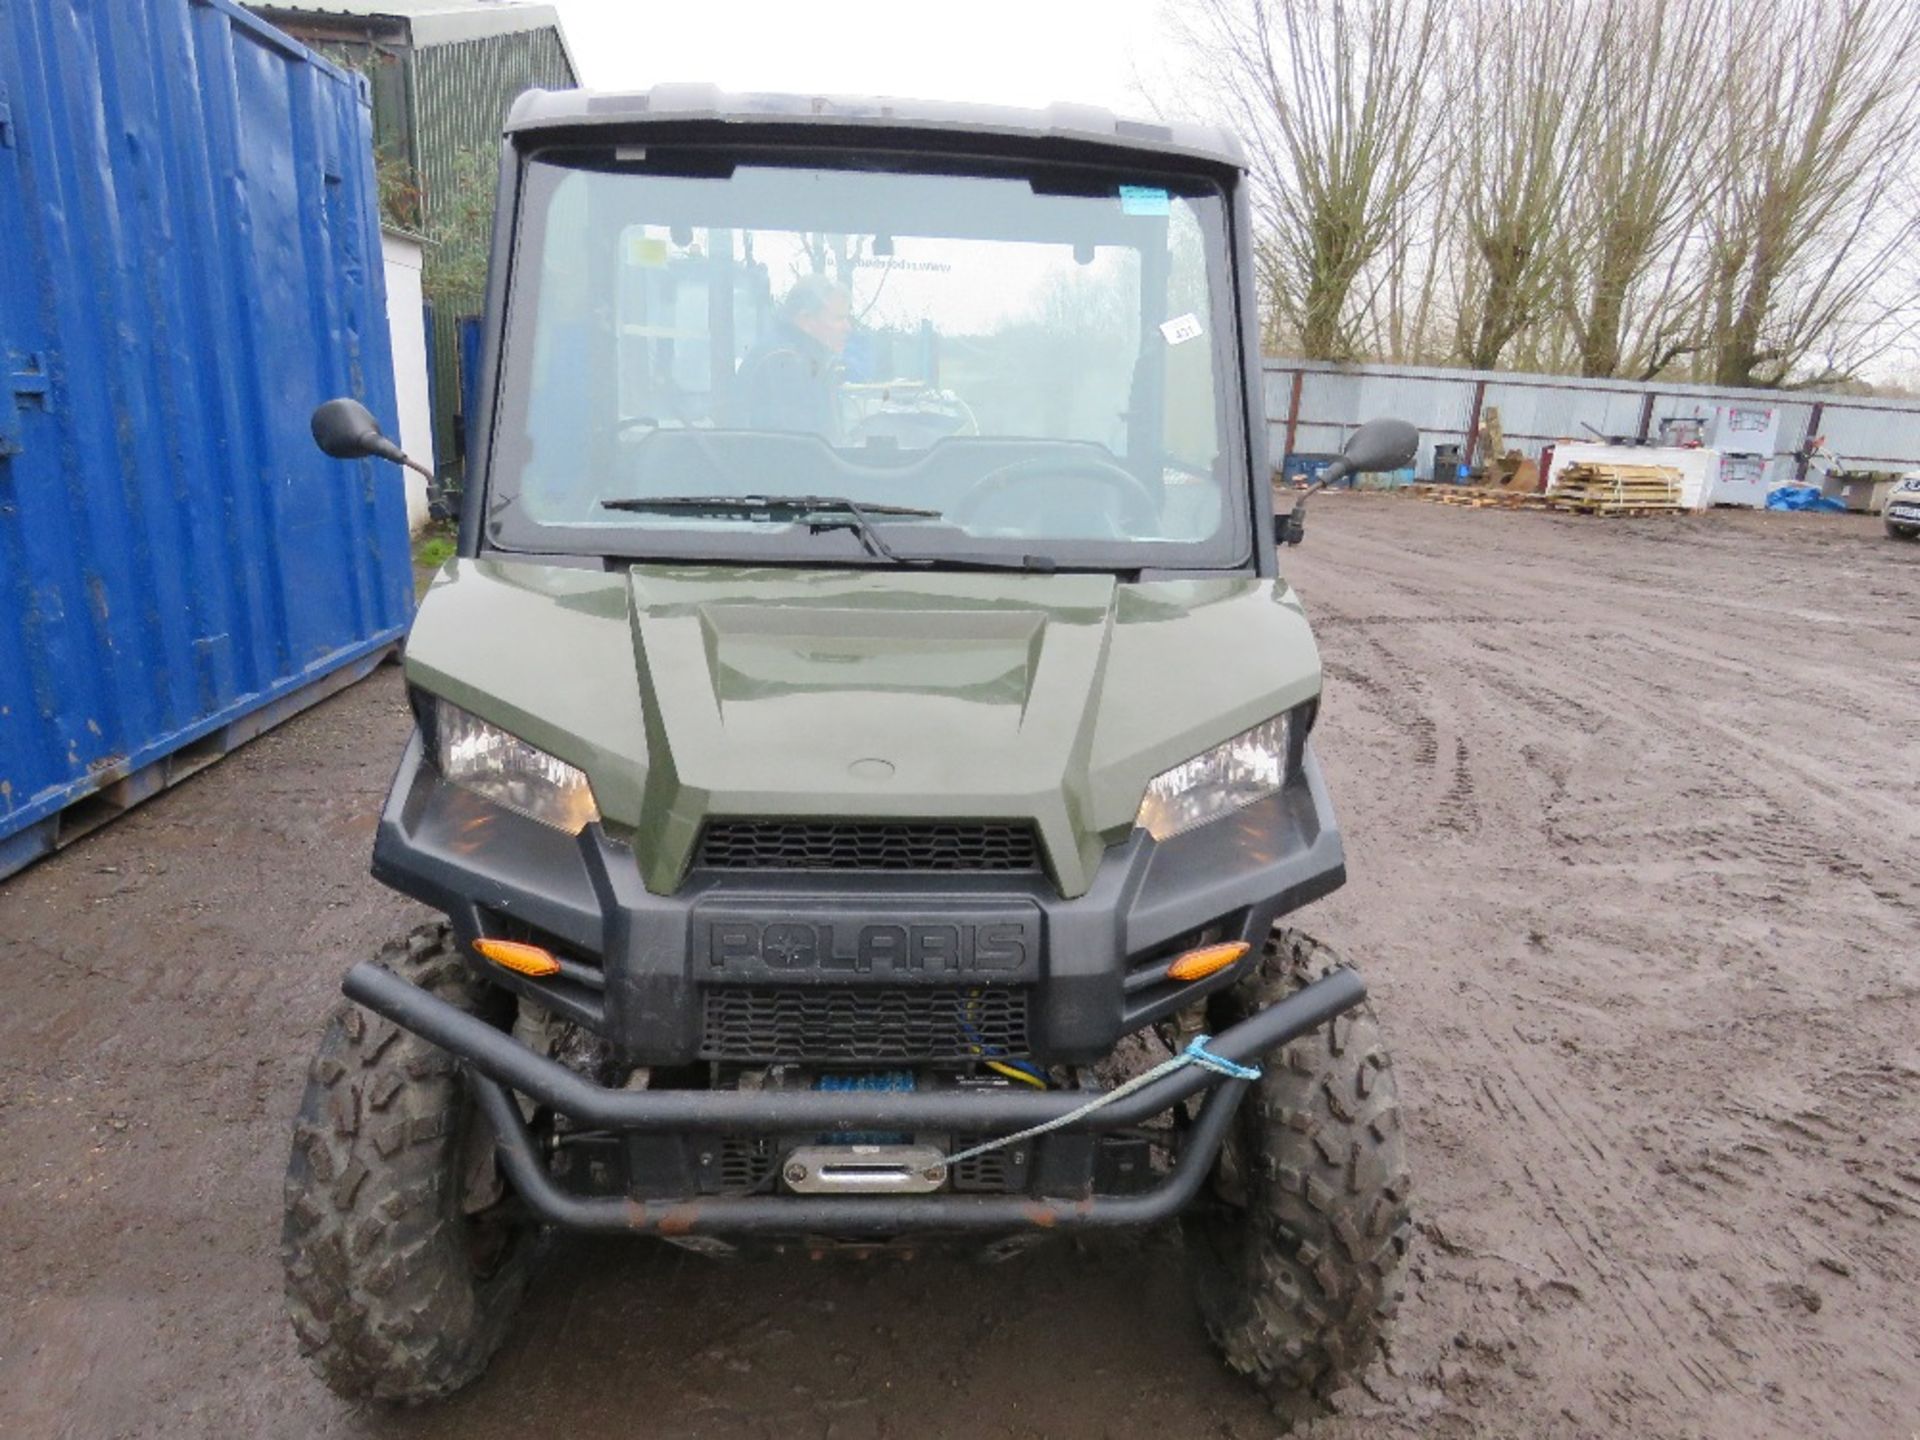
top-left (474, 938), bottom-right (561, 978)
top-left (1166, 941), bottom-right (1251, 983)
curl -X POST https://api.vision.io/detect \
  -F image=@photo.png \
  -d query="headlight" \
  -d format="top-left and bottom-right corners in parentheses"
top-left (1136, 712), bottom-right (1294, 841)
top-left (433, 700), bottom-right (601, 834)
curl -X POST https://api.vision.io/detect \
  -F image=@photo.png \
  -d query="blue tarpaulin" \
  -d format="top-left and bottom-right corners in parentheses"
top-left (1765, 486), bottom-right (1847, 512)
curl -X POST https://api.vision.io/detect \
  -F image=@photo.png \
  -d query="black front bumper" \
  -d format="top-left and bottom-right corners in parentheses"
top-left (370, 731), bottom-right (1347, 1066)
top-left (358, 731), bottom-right (1353, 1235)
top-left (344, 959), bottom-right (1367, 1235)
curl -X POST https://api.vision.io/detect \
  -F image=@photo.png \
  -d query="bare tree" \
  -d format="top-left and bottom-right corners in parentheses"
top-left (1350, 155), bottom-right (1459, 363)
top-left (1153, 0), bottom-right (1920, 387)
top-left (1557, 0), bottom-right (1723, 377)
top-left (1177, 0), bottom-right (1447, 360)
top-left (1449, 0), bottom-right (1609, 369)
top-left (1698, 0), bottom-right (1920, 387)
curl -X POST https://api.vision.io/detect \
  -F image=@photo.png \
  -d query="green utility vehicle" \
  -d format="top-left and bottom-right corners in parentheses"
top-left (287, 85), bottom-right (1418, 1414)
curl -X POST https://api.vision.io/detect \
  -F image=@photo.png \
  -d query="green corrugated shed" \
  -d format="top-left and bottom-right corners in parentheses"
top-left (246, 3), bottom-right (578, 491)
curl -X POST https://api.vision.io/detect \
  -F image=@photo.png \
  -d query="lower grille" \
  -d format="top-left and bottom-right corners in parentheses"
top-left (699, 986), bottom-right (1030, 1063)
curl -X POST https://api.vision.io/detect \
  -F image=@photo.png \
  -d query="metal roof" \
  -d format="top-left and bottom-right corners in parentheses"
top-left (504, 84), bottom-right (1248, 170)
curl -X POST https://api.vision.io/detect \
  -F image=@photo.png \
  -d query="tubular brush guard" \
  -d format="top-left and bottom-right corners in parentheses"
top-left (341, 961), bottom-right (1367, 1235)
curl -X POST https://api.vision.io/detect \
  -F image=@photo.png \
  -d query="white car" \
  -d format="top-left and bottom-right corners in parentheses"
top-left (1887, 472), bottom-right (1920, 540)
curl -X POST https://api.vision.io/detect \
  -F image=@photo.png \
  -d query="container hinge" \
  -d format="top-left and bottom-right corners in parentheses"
top-left (0, 81), bottom-right (12, 147)
top-left (1, 357), bottom-right (50, 457)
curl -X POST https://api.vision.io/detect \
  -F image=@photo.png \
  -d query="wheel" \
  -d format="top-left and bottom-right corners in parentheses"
top-left (281, 922), bottom-right (536, 1402)
top-left (1184, 928), bottom-right (1413, 1420)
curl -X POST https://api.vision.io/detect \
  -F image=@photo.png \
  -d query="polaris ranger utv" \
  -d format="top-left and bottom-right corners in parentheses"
top-left (286, 84), bottom-right (1417, 1414)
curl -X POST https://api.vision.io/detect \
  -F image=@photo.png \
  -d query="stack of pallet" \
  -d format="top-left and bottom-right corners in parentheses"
top-left (1549, 463), bottom-right (1682, 516)
top-left (1411, 484), bottom-right (1553, 511)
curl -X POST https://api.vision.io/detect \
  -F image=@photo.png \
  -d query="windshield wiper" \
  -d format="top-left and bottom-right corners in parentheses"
top-left (602, 493), bottom-right (944, 521)
top-left (598, 493), bottom-right (1058, 571)
top-left (600, 493), bottom-right (937, 563)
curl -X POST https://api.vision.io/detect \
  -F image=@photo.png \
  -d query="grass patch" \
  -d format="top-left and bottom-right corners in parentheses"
top-left (412, 523), bottom-right (456, 597)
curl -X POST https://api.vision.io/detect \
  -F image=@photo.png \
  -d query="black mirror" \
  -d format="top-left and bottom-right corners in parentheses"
top-left (1340, 417), bottom-right (1419, 474)
top-left (311, 397), bottom-right (404, 464)
top-left (1275, 417), bottom-right (1419, 547)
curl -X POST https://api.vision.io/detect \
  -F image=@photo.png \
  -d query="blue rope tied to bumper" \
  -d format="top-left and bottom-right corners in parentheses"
top-left (1181, 1035), bottom-right (1264, 1082)
top-left (933, 1035), bottom-right (1262, 1174)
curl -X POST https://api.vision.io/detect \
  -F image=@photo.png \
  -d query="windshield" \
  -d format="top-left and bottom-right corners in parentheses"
top-left (487, 150), bottom-right (1247, 570)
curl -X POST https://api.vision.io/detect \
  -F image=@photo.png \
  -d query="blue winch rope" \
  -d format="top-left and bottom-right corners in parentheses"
top-left (933, 1036), bottom-right (1262, 1173)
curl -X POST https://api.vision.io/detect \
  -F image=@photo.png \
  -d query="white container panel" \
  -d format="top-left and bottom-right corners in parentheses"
top-left (381, 231), bottom-right (435, 533)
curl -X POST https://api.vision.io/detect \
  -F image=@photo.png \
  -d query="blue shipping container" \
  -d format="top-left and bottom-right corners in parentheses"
top-left (0, 0), bottom-right (414, 879)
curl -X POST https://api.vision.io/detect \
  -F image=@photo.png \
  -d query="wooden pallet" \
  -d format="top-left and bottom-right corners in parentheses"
top-left (1551, 502), bottom-right (1681, 516)
top-left (1548, 462), bottom-right (1683, 516)
top-left (1411, 484), bottom-right (1554, 510)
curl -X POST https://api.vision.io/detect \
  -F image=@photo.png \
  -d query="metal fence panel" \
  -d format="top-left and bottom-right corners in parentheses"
top-left (1480, 379), bottom-right (1640, 449)
top-left (412, 28), bottom-right (575, 473)
top-left (1813, 405), bottom-right (1920, 470)
top-left (1264, 359), bottom-right (1920, 481)
top-left (0, 0), bottom-right (413, 879)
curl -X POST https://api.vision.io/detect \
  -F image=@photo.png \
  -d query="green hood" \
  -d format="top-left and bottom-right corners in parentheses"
top-left (405, 561), bottom-right (1323, 897)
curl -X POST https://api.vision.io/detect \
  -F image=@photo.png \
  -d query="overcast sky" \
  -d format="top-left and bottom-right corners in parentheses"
top-left (546, 0), bottom-right (1176, 118)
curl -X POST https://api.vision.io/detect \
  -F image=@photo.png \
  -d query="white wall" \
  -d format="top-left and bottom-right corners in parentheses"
top-left (380, 230), bottom-right (434, 532)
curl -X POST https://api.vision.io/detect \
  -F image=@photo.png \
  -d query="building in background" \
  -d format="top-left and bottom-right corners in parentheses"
top-left (246, 2), bottom-right (578, 495)
top-left (380, 229), bottom-right (434, 529)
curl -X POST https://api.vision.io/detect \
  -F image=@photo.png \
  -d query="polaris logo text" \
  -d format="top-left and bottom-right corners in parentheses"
top-left (703, 920), bottom-right (1031, 974)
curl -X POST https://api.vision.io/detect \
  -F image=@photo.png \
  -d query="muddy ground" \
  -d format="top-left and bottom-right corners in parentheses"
top-left (2, 496), bottom-right (1916, 1439)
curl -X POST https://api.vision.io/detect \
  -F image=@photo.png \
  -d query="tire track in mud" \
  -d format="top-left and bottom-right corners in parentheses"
top-left (1291, 499), bottom-right (1920, 1439)
top-left (1454, 981), bottom-right (1734, 1410)
top-left (1320, 633), bottom-right (1482, 840)
top-left (1313, 562), bottom-right (1744, 1411)
top-left (1383, 592), bottom-right (1918, 1396)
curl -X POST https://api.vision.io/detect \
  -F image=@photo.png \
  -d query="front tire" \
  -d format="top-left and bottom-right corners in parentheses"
top-left (281, 922), bottom-right (536, 1402)
top-left (1185, 928), bottom-right (1413, 1420)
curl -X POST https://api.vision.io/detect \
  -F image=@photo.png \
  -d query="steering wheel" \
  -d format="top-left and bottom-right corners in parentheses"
top-left (947, 454), bottom-right (1162, 536)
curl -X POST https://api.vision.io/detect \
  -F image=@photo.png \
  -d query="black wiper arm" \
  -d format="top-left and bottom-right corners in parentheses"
top-left (599, 493), bottom-right (942, 519)
top-left (597, 493), bottom-right (1060, 572)
top-left (599, 493), bottom-right (946, 566)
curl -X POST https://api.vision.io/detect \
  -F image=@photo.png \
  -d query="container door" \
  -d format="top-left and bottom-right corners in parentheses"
top-left (0, 65), bottom-right (84, 850)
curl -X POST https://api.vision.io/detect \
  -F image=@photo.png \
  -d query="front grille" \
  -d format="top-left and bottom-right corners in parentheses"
top-left (699, 986), bottom-right (1030, 1063)
top-left (696, 820), bottom-right (1040, 873)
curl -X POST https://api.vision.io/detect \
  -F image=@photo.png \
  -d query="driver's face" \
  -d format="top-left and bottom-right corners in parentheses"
top-left (798, 294), bottom-right (852, 355)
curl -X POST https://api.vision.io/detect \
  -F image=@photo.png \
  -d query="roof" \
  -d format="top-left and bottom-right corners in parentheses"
top-left (251, 2), bottom-right (573, 59)
top-left (504, 84), bottom-right (1247, 171)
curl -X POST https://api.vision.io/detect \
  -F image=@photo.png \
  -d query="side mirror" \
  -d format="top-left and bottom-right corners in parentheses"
top-left (1275, 416), bottom-right (1420, 547)
top-left (1338, 417), bottom-right (1420, 475)
top-left (311, 397), bottom-right (431, 477)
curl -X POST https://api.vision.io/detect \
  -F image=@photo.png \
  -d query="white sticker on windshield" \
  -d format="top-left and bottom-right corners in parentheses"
top-left (1160, 313), bottom-right (1203, 345)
